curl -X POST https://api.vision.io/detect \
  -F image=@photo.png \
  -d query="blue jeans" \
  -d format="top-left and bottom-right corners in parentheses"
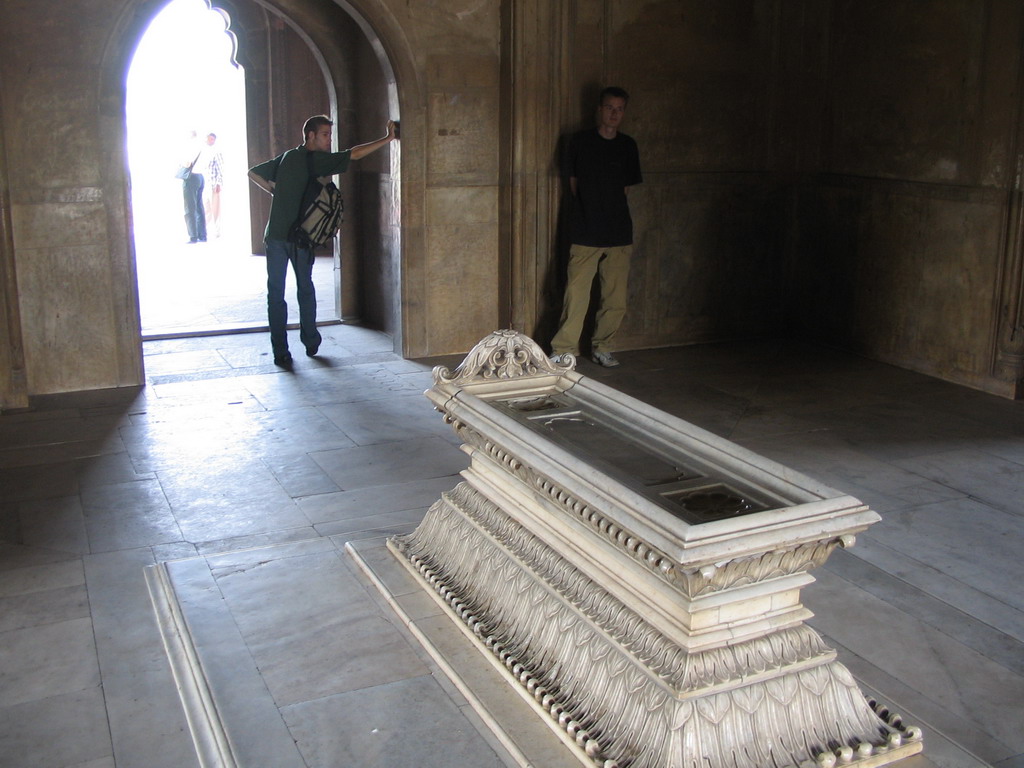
top-left (183, 173), bottom-right (206, 242)
top-left (265, 239), bottom-right (321, 358)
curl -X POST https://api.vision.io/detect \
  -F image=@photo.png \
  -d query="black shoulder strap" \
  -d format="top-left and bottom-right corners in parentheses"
top-left (291, 152), bottom-right (322, 236)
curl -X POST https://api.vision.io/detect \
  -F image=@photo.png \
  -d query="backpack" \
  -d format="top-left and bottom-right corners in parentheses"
top-left (289, 151), bottom-right (344, 248)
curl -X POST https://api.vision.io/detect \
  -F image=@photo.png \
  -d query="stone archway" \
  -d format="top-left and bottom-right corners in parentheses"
top-left (99, 0), bottom-right (423, 359)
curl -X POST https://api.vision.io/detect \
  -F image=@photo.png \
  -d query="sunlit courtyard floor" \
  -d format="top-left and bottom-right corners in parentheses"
top-left (135, 231), bottom-right (336, 337)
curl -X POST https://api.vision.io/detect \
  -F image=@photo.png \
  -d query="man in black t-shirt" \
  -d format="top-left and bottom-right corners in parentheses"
top-left (550, 86), bottom-right (642, 368)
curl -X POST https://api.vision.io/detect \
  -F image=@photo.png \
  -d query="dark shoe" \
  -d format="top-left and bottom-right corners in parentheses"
top-left (274, 353), bottom-right (293, 368)
top-left (305, 345), bottom-right (319, 357)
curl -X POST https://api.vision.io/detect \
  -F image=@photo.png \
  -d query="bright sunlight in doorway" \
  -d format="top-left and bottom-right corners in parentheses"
top-left (127, 0), bottom-right (269, 337)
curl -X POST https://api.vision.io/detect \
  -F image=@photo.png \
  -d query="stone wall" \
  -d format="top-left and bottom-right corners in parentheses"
top-left (1, 0), bottom-right (1023, 406)
top-left (786, 0), bottom-right (1024, 396)
top-left (0, 0), bottom-right (151, 402)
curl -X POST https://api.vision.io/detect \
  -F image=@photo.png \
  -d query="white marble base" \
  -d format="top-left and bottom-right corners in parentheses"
top-left (139, 534), bottom-right (959, 768)
top-left (144, 536), bottom-right (518, 768)
top-left (346, 536), bottom-right (582, 768)
top-left (351, 535), bottom-right (953, 768)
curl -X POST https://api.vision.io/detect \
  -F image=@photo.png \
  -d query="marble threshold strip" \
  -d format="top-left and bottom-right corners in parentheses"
top-left (145, 562), bottom-right (238, 768)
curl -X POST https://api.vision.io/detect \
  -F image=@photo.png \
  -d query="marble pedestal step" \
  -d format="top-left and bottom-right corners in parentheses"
top-left (346, 537), bottom-right (583, 768)
top-left (144, 534), bottom-right (974, 768)
top-left (349, 538), bottom-right (969, 768)
top-left (144, 534), bottom-right (569, 768)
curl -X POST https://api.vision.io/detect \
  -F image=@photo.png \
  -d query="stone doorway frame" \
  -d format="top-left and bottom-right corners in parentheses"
top-left (98, 0), bottom-right (423, 367)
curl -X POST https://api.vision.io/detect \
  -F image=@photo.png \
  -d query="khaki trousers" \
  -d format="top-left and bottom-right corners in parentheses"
top-left (550, 244), bottom-right (632, 355)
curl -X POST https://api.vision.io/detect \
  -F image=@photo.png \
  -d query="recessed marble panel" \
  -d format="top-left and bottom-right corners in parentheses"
top-left (427, 91), bottom-right (500, 181)
top-left (425, 221), bottom-right (500, 351)
top-left (425, 185), bottom-right (498, 224)
top-left (426, 54), bottom-right (500, 89)
top-left (18, 245), bottom-right (121, 393)
top-left (211, 548), bottom-right (429, 708)
top-left (281, 675), bottom-right (507, 768)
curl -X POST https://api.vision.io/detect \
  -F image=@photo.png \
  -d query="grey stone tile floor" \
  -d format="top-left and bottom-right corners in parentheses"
top-left (1, 325), bottom-right (1023, 767)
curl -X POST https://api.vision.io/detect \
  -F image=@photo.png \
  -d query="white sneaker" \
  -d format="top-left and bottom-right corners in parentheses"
top-left (592, 350), bottom-right (620, 368)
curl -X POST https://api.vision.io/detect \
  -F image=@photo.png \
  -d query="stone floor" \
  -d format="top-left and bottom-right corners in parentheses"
top-left (136, 233), bottom-right (336, 337)
top-left (1, 325), bottom-right (1022, 768)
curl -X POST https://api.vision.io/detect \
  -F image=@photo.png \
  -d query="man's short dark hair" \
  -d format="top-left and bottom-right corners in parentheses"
top-left (600, 86), bottom-right (629, 105)
top-left (302, 115), bottom-right (333, 141)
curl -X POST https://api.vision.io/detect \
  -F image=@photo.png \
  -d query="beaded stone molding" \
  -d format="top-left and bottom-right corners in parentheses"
top-left (443, 409), bottom-right (851, 599)
top-left (391, 484), bottom-right (922, 768)
top-left (395, 483), bottom-right (835, 693)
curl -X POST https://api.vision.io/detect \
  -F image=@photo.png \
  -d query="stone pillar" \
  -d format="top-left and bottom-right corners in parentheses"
top-left (0, 102), bottom-right (28, 411)
top-left (994, 151), bottom-right (1024, 398)
top-left (503, 0), bottom-right (574, 339)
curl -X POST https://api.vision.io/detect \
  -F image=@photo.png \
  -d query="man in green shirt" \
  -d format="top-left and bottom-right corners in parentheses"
top-left (248, 115), bottom-right (397, 367)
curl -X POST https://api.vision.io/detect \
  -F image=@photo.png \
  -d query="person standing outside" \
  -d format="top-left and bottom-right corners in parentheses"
top-left (181, 129), bottom-right (207, 244)
top-left (248, 115), bottom-right (398, 367)
top-left (550, 87), bottom-right (642, 368)
top-left (204, 132), bottom-right (224, 238)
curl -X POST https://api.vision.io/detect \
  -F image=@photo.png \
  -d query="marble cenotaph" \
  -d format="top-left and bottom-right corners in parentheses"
top-left (385, 330), bottom-right (923, 768)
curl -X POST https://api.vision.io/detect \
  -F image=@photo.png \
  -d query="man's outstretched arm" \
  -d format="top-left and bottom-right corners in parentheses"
top-left (348, 120), bottom-right (399, 160)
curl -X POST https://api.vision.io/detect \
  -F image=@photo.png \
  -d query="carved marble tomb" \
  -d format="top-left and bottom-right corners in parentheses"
top-left (383, 330), bottom-right (923, 768)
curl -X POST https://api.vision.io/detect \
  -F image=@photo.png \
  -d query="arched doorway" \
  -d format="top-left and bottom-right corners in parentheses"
top-left (122, 0), bottom-right (403, 344)
top-left (127, 0), bottom-right (267, 336)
